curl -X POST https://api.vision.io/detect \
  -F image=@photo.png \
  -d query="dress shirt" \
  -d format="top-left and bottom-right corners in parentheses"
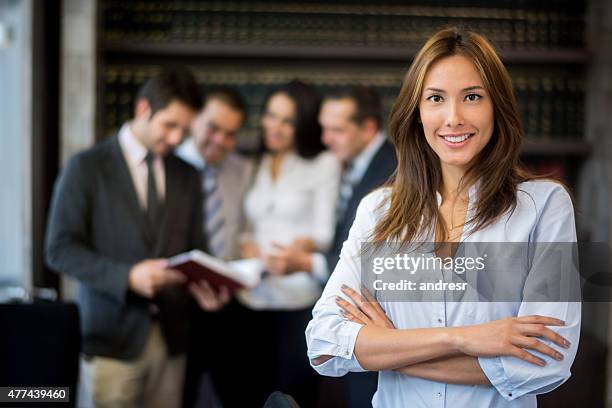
top-left (344, 131), bottom-right (386, 189)
top-left (238, 150), bottom-right (341, 310)
top-left (310, 132), bottom-right (387, 283)
top-left (305, 180), bottom-right (581, 407)
top-left (176, 137), bottom-right (254, 260)
top-left (175, 136), bottom-right (208, 171)
top-left (118, 123), bottom-right (165, 208)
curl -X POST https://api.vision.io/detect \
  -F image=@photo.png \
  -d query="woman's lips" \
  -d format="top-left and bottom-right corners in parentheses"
top-left (439, 132), bottom-right (475, 148)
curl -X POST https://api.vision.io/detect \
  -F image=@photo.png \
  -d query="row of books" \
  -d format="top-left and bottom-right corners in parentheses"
top-left (101, 65), bottom-right (585, 149)
top-left (100, 1), bottom-right (586, 16)
top-left (514, 73), bottom-right (585, 139)
top-left (101, 1), bottom-right (585, 49)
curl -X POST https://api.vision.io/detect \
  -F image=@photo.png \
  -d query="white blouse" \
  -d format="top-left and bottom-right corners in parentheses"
top-left (306, 180), bottom-right (581, 407)
top-left (238, 150), bottom-right (341, 310)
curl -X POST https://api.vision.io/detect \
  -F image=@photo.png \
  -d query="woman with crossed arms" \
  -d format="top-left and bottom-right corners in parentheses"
top-left (306, 28), bottom-right (580, 407)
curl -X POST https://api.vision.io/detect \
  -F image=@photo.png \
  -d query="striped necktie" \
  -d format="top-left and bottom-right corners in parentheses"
top-left (335, 161), bottom-right (356, 224)
top-left (202, 166), bottom-right (226, 258)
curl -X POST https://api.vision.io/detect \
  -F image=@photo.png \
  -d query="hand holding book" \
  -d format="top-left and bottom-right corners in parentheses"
top-left (128, 258), bottom-right (187, 298)
top-left (167, 250), bottom-right (264, 291)
top-left (188, 280), bottom-right (231, 312)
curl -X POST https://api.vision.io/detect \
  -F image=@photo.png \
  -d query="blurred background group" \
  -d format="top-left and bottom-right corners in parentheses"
top-left (1, 0), bottom-right (612, 407)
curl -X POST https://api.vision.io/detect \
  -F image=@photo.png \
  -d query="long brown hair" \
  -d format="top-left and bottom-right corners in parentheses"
top-left (373, 27), bottom-right (533, 245)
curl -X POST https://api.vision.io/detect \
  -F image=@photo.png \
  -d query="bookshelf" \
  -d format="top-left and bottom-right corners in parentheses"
top-left (101, 41), bottom-right (591, 64)
top-left (95, 0), bottom-right (591, 184)
top-left (521, 140), bottom-right (591, 157)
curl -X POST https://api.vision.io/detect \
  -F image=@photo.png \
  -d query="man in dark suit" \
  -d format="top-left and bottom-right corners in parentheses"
top-left (265, 86), bottom-right (397, 407)
top-left (45, 67), bottom-right (224, 408)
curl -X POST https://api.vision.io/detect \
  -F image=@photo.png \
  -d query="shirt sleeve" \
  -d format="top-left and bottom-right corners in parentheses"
top-left (479, 182), bottom-right (581, 401)
top-left (238, 161), bottom-right (258, 247)
top-left (236, 158), bottom-right (256, 242)
top-left (305, 190), bottom-right (383, 377)
top-left (311, 252), bottom-right (330, 284)
top-left (310, 153), bottom-right (341, 252)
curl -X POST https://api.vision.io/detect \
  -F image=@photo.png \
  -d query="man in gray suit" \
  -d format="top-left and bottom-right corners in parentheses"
top-left (177, 89), bottom-right (253, 262)
top-left (176, 88), bottom-right (253, 407)
top-left (45, 67), bottom-right (225, 408)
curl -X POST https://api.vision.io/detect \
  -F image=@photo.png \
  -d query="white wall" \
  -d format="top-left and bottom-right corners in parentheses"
top-left (0, 0), bottom-right (33, 290)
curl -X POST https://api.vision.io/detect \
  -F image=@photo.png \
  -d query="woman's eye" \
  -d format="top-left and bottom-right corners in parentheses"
top-left (465, 93), bottom-right (482, 102)
top-left (427, 95), bottom-right (443, 103)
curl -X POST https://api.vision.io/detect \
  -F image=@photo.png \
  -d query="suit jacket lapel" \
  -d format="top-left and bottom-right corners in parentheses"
top-left (105, 135), bottom-right (152, 245)
top-left (216, 163), bottom-right (235, 259)
top-left (335, 141), bottom-right (394, 242)
top-left (155, 155), bottom-right (178, 256)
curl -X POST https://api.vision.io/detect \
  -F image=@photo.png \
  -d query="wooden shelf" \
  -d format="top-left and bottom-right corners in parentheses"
top-left (501, 49), bottom-right (590, 64)
top-left (101, 41), bottom-right (590, 64)
top-left (520, 140), bottom-right (591, 157)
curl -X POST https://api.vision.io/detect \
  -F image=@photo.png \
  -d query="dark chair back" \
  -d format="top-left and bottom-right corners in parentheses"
top-left (263, 391), bottom-right (301, 408)
top-left (0, 302), bottom-right (80, 407)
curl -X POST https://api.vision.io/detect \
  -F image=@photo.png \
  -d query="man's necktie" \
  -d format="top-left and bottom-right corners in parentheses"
top-left (335, 161), bottom-right (356, 225)
top-left (145, 152), bottom-right (162, 243)
top-left (202, 166), bottom-right (226, 258)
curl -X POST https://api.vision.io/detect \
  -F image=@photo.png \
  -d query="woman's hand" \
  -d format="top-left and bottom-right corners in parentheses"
top-left (264, 243), bottom-right (312, 276)
top-left (452, 315), bottom-right (571, 366)
top-left (239, 240), bottom-right (260, 259)
top-left (291, 237), bottom-right (316, 252)
top-left (336, 284), bottom-right (395, 329)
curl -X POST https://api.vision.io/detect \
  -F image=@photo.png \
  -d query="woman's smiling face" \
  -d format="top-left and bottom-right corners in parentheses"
top-left (262, 92), bottom-right (296, 154)
top-left (419, 54), bottom-right (494, 173)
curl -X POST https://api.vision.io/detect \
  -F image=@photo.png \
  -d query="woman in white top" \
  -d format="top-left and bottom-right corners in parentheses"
top-left (306, 28), bottom-right (580, 407)
top-left (239, 82), bottom-right (340, 310)
top-left (216, 80), bottom-right (340, 407)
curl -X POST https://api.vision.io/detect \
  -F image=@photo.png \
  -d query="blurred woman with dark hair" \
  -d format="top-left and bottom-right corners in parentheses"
top-left (241, 80), bottom-right (340, 310)
top-left (215, 80), bottom-right (340, 407)
top-left (306, 28), bottom-right (580, 407)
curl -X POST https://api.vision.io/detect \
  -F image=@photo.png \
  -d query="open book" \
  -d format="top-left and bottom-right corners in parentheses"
top-left (167, 250), bottom-right (263, 291)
